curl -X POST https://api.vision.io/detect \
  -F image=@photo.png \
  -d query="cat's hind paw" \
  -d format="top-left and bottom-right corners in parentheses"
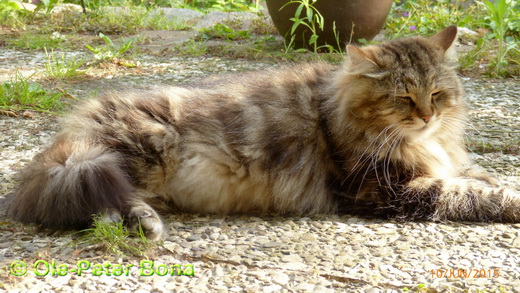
top-left (128, 204), bottom-right (164, 241)
top-left (99, 208), bottom-right (123, 224)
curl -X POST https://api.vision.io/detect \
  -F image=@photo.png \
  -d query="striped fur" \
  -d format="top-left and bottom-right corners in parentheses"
top-left (8, 26), bottom-right (519, 240)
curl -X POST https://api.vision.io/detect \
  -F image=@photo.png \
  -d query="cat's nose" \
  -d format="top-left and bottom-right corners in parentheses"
top-left (422, 115), bottom-right (432, 123)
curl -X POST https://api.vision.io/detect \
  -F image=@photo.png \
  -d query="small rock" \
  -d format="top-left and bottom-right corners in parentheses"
top-left (281, 254), bottom-right (303, 263)
top-left (186, 234), bottom-right (202, 241)
top-left (299, 233), bottom-right (316, 241)
top-left (365, 240), bottom-right (385, 247)
top-left (294, 282), bottom-right (314, 291)
top-left (272, 272), bottom-right (290, 285)
top-left (263, 285), bottom-right (282, 293)
top-left (213, 265), bottom-right (225, 277)
top-left (479, 259), bottom-right (495, 267)
top-left (262, 242), bottom-right (282, 248)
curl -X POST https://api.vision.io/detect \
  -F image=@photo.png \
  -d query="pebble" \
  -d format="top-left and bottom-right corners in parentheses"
top-left (271, 272), bottom-right (290, 285)
top-left (262, 242), bottom-right (283, 248)
top-left (263, 285), bottom-right (282, 293)
top-left (187, 234), bottom-right (203, 241)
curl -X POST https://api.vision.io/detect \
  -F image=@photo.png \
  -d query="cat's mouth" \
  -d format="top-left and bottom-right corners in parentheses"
top-left (414, 115), bottom-right (437, 130)
top-left (400, 118), bottom-right (434, 130)
top-left (404, 119), bottom-right (441, 140)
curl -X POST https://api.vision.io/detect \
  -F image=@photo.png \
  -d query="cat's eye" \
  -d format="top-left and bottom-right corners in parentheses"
top-left (431, 91), bottom-right (442, 98)
top-left (399, 96), bottom-right (414, 103)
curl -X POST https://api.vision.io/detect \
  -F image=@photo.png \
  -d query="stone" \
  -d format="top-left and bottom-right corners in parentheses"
top-left (272, 272), bottom-right (290, 285)
top-left (150, 8), bottom-right (203, 24)
top-left (263, 285), bottom-right (282, 293)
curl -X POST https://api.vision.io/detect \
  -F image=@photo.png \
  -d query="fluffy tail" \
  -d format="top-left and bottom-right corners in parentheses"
top-left (8, 138), bottom-right (133, 229)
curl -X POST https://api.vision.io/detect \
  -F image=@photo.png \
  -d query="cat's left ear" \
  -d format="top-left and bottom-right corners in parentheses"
top-left (346, 45), bottom-right (388, 78)
top-left (429, 25), bottom-right (458, 52)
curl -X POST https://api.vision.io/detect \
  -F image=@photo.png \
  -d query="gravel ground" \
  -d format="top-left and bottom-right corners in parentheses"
top-left (0, 14), bottom-right (519, 292)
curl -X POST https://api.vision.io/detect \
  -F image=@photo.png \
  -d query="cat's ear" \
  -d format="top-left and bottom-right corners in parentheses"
top-left (430, 25), bottom-right (458, 52)
top-left (346, 45), bottom-right (378, 68)
top-left (346, 45), bottom-right (388, 78)
top-left (429, 25), bottom-right (458, 65)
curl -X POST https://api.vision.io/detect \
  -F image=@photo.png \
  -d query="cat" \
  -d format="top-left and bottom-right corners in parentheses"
top-left (7, 26), bottom-right (520, 240)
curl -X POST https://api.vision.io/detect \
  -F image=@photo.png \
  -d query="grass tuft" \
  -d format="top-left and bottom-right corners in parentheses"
top-left (44, 50), bottom-right (87, 80)
top-left (0, 71), bottom-right (67, 114)
top-left (78, 214), bottom-right (154, 257)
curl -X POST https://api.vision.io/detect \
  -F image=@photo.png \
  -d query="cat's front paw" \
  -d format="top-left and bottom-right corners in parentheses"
top-left (464, 166), bottom-right (501, 187)
top-left (128, 205), bottom-right (164, 241)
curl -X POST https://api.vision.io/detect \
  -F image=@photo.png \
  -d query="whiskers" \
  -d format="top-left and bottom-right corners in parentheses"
top-left (439, 113), bottom-right (469, 137)
top-left (345, 124), bottom-right (407, 202)
top-left (442, 113), bottom-right (490, 150)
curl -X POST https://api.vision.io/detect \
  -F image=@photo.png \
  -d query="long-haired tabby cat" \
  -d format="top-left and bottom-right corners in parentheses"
top-left (7, 26), bottom-right (519, 240)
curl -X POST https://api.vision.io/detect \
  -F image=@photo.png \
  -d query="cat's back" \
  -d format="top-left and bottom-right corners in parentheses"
top-left (67, 62), bottom-right (334, 119)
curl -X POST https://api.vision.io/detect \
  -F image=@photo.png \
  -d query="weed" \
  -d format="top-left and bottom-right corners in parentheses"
top-left (44, 50), bottom-right (87, 80)
top-left (282, 0), bottom-right (341, 53)
top-left (386, 0), bottom-right (484, 37)
top-left (283, 0), bottom-right (324, 52)
top-left (86, 33), bottom-right (135, 60)
top-left (0, 71), bottom-right (66, 113)
top-left (87, 7), bottom-right (146, 34)
top-left (177, 39), bottom-right (208, 56)
top-left (477, 0), bottom-right (519, 77)
top-left (170, 0), bottom-right (261, 13)
top-left (249, 14), bottom-right (279, 36)
top-left (78, 214), bottom-right (153, 256)
top-left (198, 23), bottom-right (252, 41)
top-left (145, 9), bottom-right (192, 31)
top-left (83, 0), bottom-right (140, 12)
top-left (37, 0), bottom-right (61, 14)
top-left (49, 5), bottom-right (147, 34)
top-left (6, 32), bottom-right (67, 51)
top-left (403, 283), bottom-right (431, 292)
top-left (0, 0), bottom-right (29, 29)
top-left (459, 38), bottom-right (489, 71)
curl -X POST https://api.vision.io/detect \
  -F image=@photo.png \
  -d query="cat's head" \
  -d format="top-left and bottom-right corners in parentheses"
top-left (335, 26), bottom-right (466, 141)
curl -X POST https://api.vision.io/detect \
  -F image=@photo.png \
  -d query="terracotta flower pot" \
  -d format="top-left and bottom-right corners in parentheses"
top-left (265, 0), bottom-right (394, 50)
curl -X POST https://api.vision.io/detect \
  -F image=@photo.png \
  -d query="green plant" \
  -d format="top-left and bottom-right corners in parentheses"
top-left (477, 0), bottom-right (519, 77)
top-left (458, 38), bottom-right (488, 71)
top-left (282, 0), bottom-right (340, 53)
top-left (86, 33), bottom-right (135, 60)
top-left (145, 10), bottom-right (192, 31)
top-left (49, 5), bottom-right (149, 34)
top-left (177, 39), bottom-right (208, 56)
top-left (0, 72), bottom-right (66, 113)
top-left (44, 50), bottom-right (87, 80)
top-left (198, 23), bottom-right (252, 41)
top-left (83, 0), bottom-right (137, 11)
top-left (0, 0), bottom-right (28, 28)
top-left (284, 0), bottom-right (323, 52)
top-left (249, 14), bottom-right (279, 36)
top-left (38, 0), bottom-right (60, 14)
top-left (386, 0), bottom-right (484, 37)
top-left (6, 32), bottom-right (67, 50)
top-left (171, 0), bottom-right (261, 12)
top-left (79, 214), bottom-right (152, 256)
